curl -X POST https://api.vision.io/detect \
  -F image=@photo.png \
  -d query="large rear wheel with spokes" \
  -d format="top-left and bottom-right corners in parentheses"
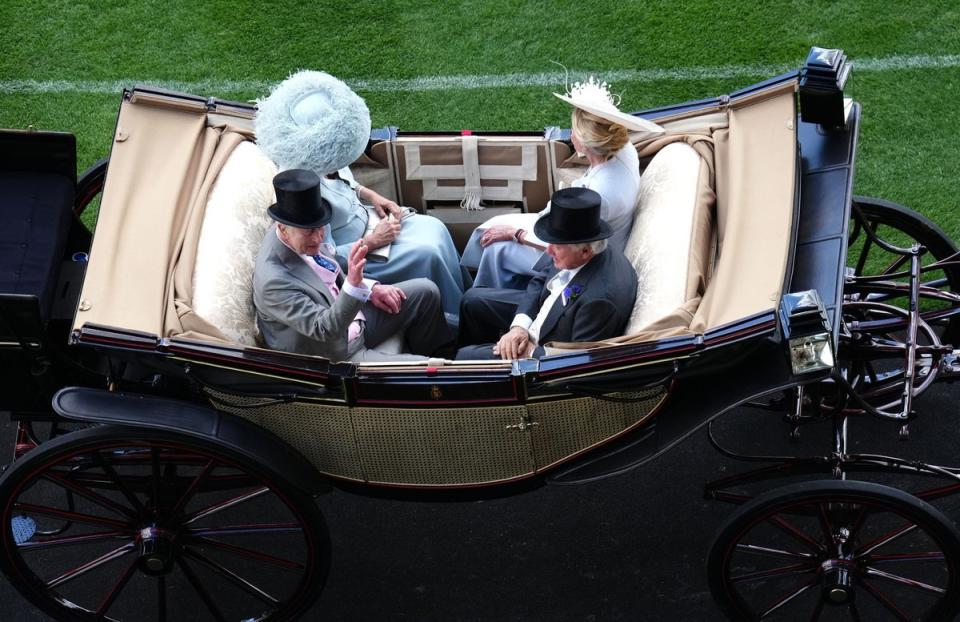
top-left (0, 425), bottom-right (329, 621)
top-left (707, 480), bottom-right (960, 621)
top-left (848, 196), bottom-right (960, 347)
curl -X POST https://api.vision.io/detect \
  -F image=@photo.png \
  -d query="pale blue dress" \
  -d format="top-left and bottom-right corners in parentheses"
top-left (320, 168), bottom-right (468, 316)
top-left (461, 143), bottom-right (642, 288)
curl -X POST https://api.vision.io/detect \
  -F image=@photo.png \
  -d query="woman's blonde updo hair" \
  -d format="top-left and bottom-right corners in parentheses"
top-left (571, 108), bottom-right (630, 161)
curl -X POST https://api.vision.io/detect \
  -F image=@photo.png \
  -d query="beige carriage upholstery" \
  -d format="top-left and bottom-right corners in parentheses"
top-left (191, 142), bottom-right (277, 346)
top-left (548, 85), bottom-right (797, 350)
top-left (392, 136), bottom-right (555, 250)
top-left (189, 140), bottom-right (404, 353)
top-left (74, 83), bottom-right (797, 363)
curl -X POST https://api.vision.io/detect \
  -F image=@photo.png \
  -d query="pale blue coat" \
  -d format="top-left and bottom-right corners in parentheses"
top-left (320, 168), bottom-right (468, 316)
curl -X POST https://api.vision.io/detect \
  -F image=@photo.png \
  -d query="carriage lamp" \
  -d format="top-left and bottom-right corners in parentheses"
top-left (789, 332), bottom-right (835, 375)
top-left (799, 47), bottom-right (851, 128)
top-left (781, 290), bottom-right (835, 375)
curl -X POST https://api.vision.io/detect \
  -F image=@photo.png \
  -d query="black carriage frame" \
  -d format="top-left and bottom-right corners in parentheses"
top-left (5, 48), bottom-right (960, 621)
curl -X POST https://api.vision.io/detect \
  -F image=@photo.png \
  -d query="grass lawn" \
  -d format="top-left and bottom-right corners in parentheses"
top-left (2, 1), bottom-right (959, 237)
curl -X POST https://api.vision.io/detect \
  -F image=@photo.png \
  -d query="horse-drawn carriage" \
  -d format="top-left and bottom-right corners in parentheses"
top-left (3, 47), bottom-right (960, 620)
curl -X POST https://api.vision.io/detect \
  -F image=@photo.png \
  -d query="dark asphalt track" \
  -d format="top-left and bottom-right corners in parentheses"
top-left (2, 383), bottom-right (958, 621)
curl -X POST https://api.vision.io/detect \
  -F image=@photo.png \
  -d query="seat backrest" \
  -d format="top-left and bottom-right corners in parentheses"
top-left (192, 141), bottom-right (277, 345)
top-left (622, 142), bottom-right (715, 333)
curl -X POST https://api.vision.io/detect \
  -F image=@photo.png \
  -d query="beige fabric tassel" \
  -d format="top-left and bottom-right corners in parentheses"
top-left (459, 135), bottom-right (484, 210)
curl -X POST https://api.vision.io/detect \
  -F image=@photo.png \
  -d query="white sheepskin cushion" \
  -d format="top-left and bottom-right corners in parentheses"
top-left (255, 70), bottom-right (371, 176)
top-left (623, 142), bottom-right (702, 332)
top-left (193, 142), bottom-right (278, 345)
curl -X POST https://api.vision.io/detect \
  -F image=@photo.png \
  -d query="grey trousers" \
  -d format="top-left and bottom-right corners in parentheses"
top-left (349, 278), bottom-right (455, 362)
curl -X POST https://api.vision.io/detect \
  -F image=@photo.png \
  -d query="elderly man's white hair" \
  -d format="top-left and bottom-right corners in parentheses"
top-left (255, 70), bottom-right (371, 175)
top-left (570, 239), bottom-right (608, 254)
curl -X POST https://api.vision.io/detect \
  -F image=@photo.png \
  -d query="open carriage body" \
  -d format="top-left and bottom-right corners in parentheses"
top-left (4, 49), bottom-right (960, 620)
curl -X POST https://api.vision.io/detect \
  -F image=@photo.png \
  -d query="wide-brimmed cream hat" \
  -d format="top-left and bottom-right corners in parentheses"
top-left (554, 77), bottom-right (665, 138)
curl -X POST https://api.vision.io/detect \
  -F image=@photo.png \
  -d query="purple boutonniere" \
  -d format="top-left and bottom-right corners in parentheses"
top-left (562, 284), bottom-right (583, 306)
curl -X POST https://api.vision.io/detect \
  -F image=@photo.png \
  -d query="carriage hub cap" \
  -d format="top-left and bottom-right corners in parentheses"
top-left (138, 526), bottom-right (177, 575)
top-left (820, 559), bottom-right (855, 605)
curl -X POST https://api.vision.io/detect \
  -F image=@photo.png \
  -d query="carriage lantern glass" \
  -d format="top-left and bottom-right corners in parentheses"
top-left (780, 289), bottom-right (835, 375)
top-left (789, 332), bottom-right (834, 375)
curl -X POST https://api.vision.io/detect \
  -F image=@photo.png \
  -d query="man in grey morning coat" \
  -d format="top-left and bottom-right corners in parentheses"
top-left (254, 169), bottom-right (454, 362)
top-left (456, 187), bottom-right (637, 360)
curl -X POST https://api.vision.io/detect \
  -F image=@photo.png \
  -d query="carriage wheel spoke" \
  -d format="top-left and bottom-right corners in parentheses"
top-left (815, 502), bottom-right (834, 546)
top-left (46, 542), bottom-right (135, 589)
top-left (15, 502), bottom-right (131, 530)
top-left (861, 578), bottom-right (913, 622)
top-left (869, 551), bottom-right (946, 564)
top-left (759, 577), bottom-right (818, 619)
top-left (768, 515), bottom-right (825, 554)
top-left (881, 253), bottom-right (911, 278)
top-left (96, 556), bottom-right (138, 616)
top-left (809, 595), bottom-right (825, 621)
top-left (187, 522), bottom-right (303, 537)
top-left (856, 523), bottom-right (918, 558)
top-left (42, 470), bottom-right (137, 518)
top-left (848, 600), bottom-right (863, 622)
top-left (854, 222), bottom-right (874, 275)
top-left (170, 459), bottom-right (216, 515)
top-left (189, 536), bottom-right (305, 571)
top-left (151, 448), bottom-right (161, 513)
top-left (731, 562), bottom-right (815, 584)
top-left (864, 566), bottom-right (945, 595)
top-left (183, 487), bottom-right (270, 525)
top-left (184, 547), bottom-right (281, 606)
top-left (96, 454), bottom-right (147, 515)
top-left (177, 557), bottom-right (228, 622)
top-left (735, 542), bottom-right (815, 561)
top-left (18, 530), bottom-right (127, 551)
top-left (847, 504), bottom-right (869, 546)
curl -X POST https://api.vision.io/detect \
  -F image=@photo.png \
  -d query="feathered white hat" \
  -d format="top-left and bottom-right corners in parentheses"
top-left (255, 70), bottom-right (371, 175)
top-left (554, 77), bottom-right (664, 138)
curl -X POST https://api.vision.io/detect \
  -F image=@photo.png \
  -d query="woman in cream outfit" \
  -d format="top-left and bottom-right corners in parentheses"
top-left (460, 78), bottom-right (663, 289)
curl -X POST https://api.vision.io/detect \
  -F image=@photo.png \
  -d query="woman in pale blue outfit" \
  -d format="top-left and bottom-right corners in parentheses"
top-left (255, 70), bottom-right (467, 317)
top-left (319, 166), bottom-right (467, 316)
top-left (461, 78), bottom-right (663, 289)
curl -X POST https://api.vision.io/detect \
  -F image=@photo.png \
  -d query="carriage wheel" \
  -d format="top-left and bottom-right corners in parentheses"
top-left (0, 425), bottom-right (329, 622)
top-left (848, 196), bottom-right (960, 346)
top-left (839, 300), bottom-right (941, 416)
top-left (707, 480), bottom-right (960, 621)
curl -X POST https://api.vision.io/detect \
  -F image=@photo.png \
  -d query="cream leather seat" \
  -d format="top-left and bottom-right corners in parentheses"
top-left (622, 141), bottom-right (716, 334)
top-left (192, 141), bottom-right (404, 355)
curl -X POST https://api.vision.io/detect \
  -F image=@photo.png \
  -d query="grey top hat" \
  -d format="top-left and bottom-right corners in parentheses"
top-left (534, 187), bottom-right (613, 244)
top-left (267, 169), bottom-right (333, 229)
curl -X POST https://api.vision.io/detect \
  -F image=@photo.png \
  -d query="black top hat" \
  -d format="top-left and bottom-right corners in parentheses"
top-left (534, 187), bottom-right (613, 245)
top-left (267, 169), bottom-right (333, 228)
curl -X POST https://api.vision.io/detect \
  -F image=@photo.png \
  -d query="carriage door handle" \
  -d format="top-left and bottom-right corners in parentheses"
top-left (506, 415), bottom-right (539, 431)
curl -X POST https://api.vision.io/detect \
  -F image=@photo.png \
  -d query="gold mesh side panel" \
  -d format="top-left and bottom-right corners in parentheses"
top-left (206, 388), bottom-right (665, 486)
top-left (528, 388), bottom-right (666, 470)
top-left (207, 391), bottom-right (363, 481)
top-left (352, 406), bottom-right (533, 485)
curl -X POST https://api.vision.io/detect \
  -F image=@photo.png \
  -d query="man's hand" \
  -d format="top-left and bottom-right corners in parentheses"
top-left (370, 283), bottom-right (406, 314)
top-left (480, 225), bottom-right (517, 247)
top-left (493, 326), bottom-right (531, 360)
top-left (346, 240), bottom-right (368, 287)
top-left (364, 217), bottom-right (402, 250)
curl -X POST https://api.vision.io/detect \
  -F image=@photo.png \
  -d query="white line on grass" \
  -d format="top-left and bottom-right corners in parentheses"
top-left (2, 53), bottom-right (959, 95)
